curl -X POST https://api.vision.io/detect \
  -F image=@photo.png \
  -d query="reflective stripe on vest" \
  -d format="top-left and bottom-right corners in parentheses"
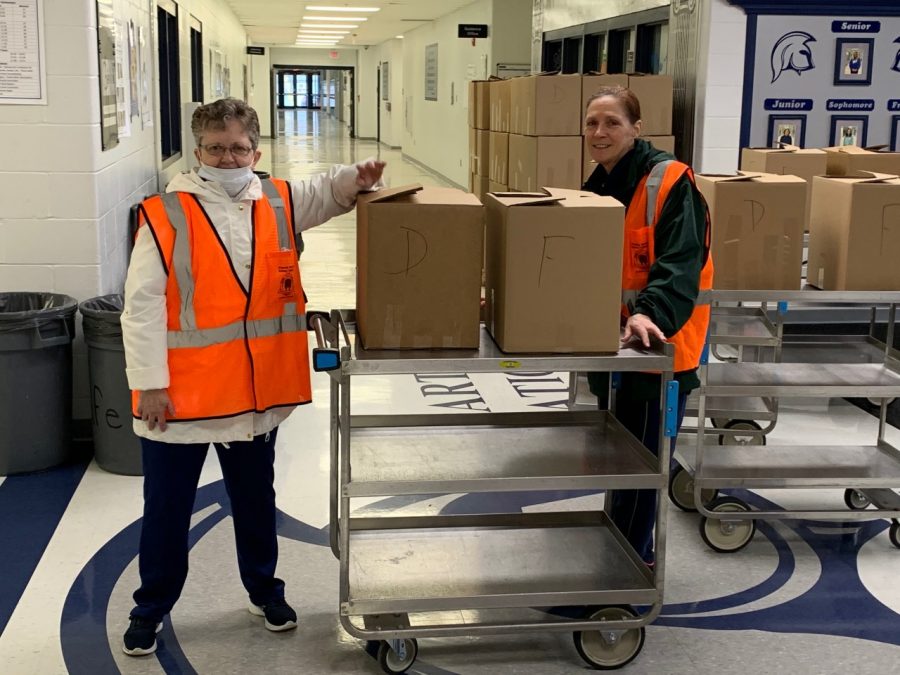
top-left (160, 192), bottom-right (198, 331)
top-left (260, 178), bottom-right (292, 250)
top-left (167, 312), bottom-right (307, 349)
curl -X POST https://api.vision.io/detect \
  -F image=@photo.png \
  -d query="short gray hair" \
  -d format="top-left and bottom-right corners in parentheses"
top-left (191, 97), bottom-right (260, 149)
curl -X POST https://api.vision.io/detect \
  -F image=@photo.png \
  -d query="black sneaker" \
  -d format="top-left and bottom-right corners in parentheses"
top-left (249, 599), bottom-right (298, 632)
top-left (122, 616), bottom-right (162, 656)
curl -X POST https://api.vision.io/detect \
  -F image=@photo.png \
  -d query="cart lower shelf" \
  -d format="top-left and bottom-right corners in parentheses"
top-left (344, 512), bottom-right (657, 616)
top-left (678, 443), bottom-right (900, 488)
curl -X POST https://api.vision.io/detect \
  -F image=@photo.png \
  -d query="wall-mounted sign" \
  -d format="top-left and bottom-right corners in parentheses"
top-left (425, 43), bottom-right (438, 101)
top-left (246, 46), bottom-right (265, 55)
top-left (0, 0), bottom-right (47, 105)
top-left (458, 24), bottom-right (488, 39)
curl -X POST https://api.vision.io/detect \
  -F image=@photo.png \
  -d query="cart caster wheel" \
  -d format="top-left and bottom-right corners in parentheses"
top-left (668, 466), bottom-right (719, 513)
top-left (699, 496), bottom-right (756, 553)
top-left (718, 420), bottom-right (765, 446)
top-left (890, 521), bottom-right (900, 549)
top-left (844, 489), bottom-right (871, 511)
top-left (376, 639), bottom-right (418, 674)
top-left (573, 605), bottom-right (645, 670)
top-left (711, 418), bottom-right (728, 429)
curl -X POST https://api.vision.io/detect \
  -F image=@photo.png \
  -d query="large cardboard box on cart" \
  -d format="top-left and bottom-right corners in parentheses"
top-left (483, 188), bottom-right (624, 352)
top-left (740, 147), bottom-right (828, 231)
top-left (468, 80), bottom-right (491, 130)
top-left (356, 184), bottom-right (485, 349)
top-left (807, 172), bottom-right (900, 290)
top-left (509, 73), bottom-right (583, 136)
top-left (695, 172), bottom-right (806, 290)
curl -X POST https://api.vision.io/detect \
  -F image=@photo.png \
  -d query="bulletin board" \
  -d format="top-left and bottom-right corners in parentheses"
top-left (734, 1), bottom-right (900, 150)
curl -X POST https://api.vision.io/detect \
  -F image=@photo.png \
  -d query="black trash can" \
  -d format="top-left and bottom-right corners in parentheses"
top-left (79, 295), bottom-right (142, 476)
top-left (0, 292), bottom-right (77, 475)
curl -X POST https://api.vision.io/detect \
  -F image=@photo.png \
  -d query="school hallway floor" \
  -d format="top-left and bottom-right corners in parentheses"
top-left (2, 110), bottom-right (900, 674)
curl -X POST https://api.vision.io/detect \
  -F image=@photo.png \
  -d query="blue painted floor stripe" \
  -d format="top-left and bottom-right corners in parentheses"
top-left (0, 462), bottom-right (88, 636)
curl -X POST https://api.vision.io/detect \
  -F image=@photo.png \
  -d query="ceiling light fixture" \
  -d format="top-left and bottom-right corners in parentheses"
top-left (302, 16), bottom-right (367, 22)
top-left (305, 5), bottom-right (380, 11)
top-left (300, 23), bottom-right (358, 29)
top-left (395, 35), bottom-right (403, 39)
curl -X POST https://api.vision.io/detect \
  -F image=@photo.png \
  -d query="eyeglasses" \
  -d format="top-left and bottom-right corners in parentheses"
top-left (199, 143), bottom-right (254, 158)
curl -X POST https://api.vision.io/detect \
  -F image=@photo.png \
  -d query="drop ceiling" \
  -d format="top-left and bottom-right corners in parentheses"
top-left (223, 0), bottom-right (478, 48)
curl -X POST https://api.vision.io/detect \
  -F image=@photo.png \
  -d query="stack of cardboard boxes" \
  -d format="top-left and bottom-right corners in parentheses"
top-left (582, 74), bottom-right (675, 182)
top-left (507, 74), bottom-right (584, 192)
top-left (355, 183), bottom-right (626, 353)
top-left (489, 78), bottom-right (511, 192)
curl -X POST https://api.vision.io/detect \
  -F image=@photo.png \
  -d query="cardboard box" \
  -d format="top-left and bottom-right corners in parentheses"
top-left (627, 74), bottom-right (673, 135)
top-left (489, 181), bottom-right (508, 193)
top-left (484, 188), bottom-right (624, 352)
top-left (489, 78), bottom-right (511, 132)
top-left (468, 80), bottom-right (490, 130)
top-left (695, 172), bottom-right (807, 290)
top-left (582, 73), bottom-right (629, 113)
top-left (645, 135), bottom-right (675, 154)
top-left (470, 173), bottom-right (490, 201)
top-left (468, 127), bottom-right (490, 176)
top-left (824, 146), bottom-right (900, 177)
top-left (509, 73), bottom-right (583, 136)
top-left (509, 134), bottom-right (582, 191)
top-left (489, 131), bottom-right (509, 184)
top-left (581, 73), bottom-right (673, 135)
top-left (740, 147), bottom-right (827, 231)
top-left (356, 184), bottom-right (485, 349)
top-left (807, 172), bottom-right (900, 290)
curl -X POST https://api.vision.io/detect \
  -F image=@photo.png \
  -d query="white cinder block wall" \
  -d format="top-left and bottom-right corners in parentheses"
top-left (693, 0), bottom-right (747, 173)
top-left (0, 0), bottom-right (249, 419)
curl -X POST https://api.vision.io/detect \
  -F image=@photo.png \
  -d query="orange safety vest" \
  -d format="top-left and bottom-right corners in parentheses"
top-left (131, 178), bottom-right (312, 422)
top-left (622, 160), bottom-right (714, 372)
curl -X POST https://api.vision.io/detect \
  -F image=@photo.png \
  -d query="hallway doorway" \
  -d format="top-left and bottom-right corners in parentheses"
top-left (271, 64), bottom-right (356, 139)
top-left (276, 70), bottom-right (322, 110)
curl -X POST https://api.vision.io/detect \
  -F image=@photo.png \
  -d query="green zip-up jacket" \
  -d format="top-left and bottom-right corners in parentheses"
top-left (583, 139), bottom-right (709, 401)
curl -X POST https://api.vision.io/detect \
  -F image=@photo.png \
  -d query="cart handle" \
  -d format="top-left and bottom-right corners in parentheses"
top-left (308, 310), bottom-right (341, 372)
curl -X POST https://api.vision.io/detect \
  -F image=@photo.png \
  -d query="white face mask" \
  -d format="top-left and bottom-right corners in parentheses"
top-left (197, 162), bottom-right (255, 198)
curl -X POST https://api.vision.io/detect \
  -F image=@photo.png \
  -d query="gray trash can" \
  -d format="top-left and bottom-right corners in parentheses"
top-left (79, 294), bottom-right (142, 476)
top-left (0, 292), bottom-right (77, 475)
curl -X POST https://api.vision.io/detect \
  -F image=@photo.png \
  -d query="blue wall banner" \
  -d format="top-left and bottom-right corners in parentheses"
top-left (832, 20), bottom-right (881, 33)
top-left (764, 98), bottom-right (814, 111)
top-left (826, 99), bottom-right (875, 111)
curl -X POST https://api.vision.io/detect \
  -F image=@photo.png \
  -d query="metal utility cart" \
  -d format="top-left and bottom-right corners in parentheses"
top-left (674, 290), bottom-right (900, 553)
top-left (310, 309), bottom-right (679, 673)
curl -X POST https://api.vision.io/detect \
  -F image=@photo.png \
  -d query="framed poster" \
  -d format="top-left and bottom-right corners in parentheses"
top-left (425, 43), bottom-right (438, 101)
top-left (829, 114), bottom-right (868, 147)
top-left (767, 114), bottom-right (807, 148)
top-left (833, 37), bottom-right (874, 86)
top-left (381, 61), bottom-right (389, 101)
top-left (95, 0), bottom-right (118, 149)
top-left (891, 115), bottom-right (900, 152)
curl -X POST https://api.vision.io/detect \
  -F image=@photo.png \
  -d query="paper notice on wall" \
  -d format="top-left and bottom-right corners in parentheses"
top-left (0, 0), bottom-right (46, 104)
top-left (114, 19), bottom-right (130, 137)
top-left (139, 25), bottom-right (152, 128)
top-left (128, 20), bottom-right (139, 120)
top-left (97, 0), bottom-right (118, 149)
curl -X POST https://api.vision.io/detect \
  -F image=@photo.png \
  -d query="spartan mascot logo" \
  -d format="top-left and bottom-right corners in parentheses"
top-left (892, 37), bottom-right (900, 73)
top-left (771, 31), bottom-right (816, 83)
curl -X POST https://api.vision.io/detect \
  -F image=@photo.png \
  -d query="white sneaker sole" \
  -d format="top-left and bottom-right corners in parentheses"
top-left (248, 602), bottom-right (298, 632)
top-left (122, 621), bottom-right (162, 656)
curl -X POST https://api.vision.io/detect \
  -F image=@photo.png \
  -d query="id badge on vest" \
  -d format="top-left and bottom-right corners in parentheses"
top-left (266, 251), bottom-right (301, 302)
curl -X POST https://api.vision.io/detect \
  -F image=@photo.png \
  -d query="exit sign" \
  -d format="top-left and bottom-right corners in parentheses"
top-left (458, 24), bottom-right (488, 39)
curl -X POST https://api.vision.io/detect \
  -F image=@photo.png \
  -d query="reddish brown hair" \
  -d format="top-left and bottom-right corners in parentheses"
top-left (586, 86), bottom-right (642, 124)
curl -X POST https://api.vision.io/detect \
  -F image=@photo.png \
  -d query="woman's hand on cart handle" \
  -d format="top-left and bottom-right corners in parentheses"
top-left (623, 313), bottom-right (667, 349)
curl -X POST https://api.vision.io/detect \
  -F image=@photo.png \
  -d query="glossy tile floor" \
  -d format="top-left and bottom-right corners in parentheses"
top-left (3, 110), bottom-right (900, 674)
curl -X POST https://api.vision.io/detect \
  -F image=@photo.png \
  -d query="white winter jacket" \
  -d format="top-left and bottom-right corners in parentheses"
top-left (122, 164), bottom-right (363, 443)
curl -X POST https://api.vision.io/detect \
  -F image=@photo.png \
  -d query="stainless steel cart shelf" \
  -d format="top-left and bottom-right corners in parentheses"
top-left (702, 362), bottom-right (900, 397)
top-left (312, 308), bottom-right (678, 671)
top-left (345, 512), bottom-right (656, 617)
top-left (347, 412), bottom-right (661, 497)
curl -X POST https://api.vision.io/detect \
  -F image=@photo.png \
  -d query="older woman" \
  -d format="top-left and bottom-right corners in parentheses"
top-left (121, 98), bottom-right (385, 656)
top-left (583, 86), bottom-right (713, 567)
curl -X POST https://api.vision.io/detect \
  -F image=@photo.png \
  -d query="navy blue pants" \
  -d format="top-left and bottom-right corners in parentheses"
top-left (130, 429), bottom-right (284, 622)
top-left (607, 392), bottom-right (688, 564)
